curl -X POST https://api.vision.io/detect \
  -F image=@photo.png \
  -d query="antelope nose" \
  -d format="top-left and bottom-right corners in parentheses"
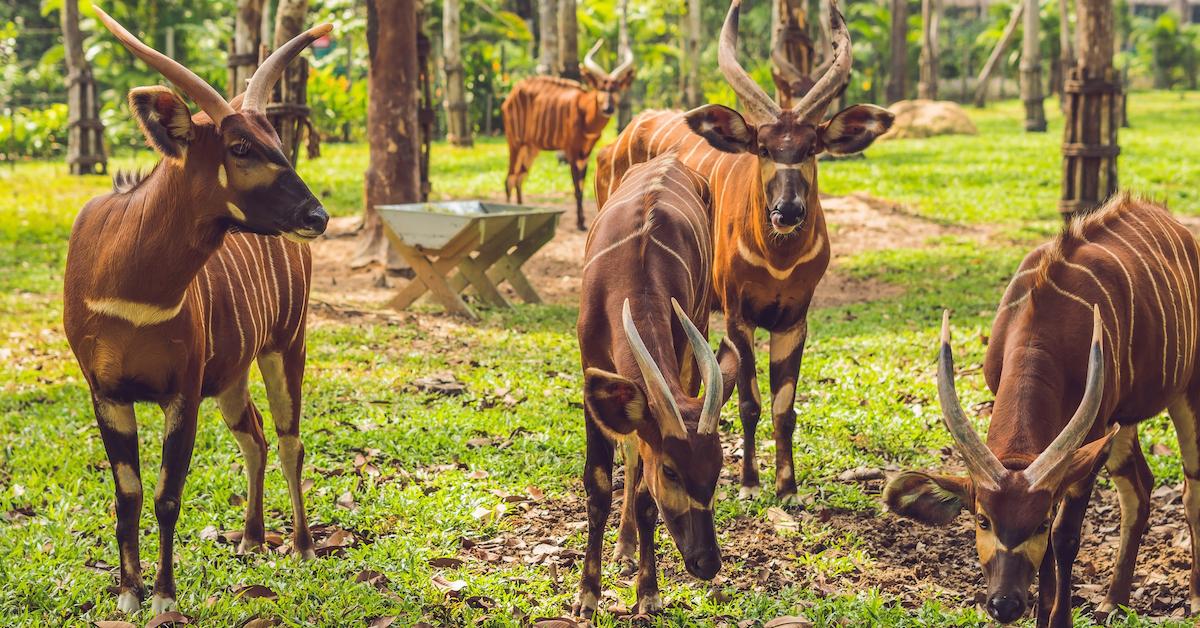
top-left (301, 206), bottom-right (329, 234)
top-left (685, 553), bottom-right (721, 580)
top-left (986, 594), bottom-right (1023, 623)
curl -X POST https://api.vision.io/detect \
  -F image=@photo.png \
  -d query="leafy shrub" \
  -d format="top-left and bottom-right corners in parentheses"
top-left (0, 104), bottom-right (68, 160)
top-left (307, 62), bottom-right (367, 143)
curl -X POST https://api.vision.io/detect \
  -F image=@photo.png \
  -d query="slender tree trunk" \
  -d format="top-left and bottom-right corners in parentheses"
top-left (616, 0), bottom-right (634, 129)
top-left (685, 0), bottom-right (703, 108)
top-left (1060, 0), bottom-right (1117, 217)
top-left (61, 0), bottom-right (105, 175)
top-left (1021, 0), bottom-right (1047, 130)
top-left (887, 0), bottom-right (909, 103)
top-left (773, 0), bottom-right (814, 107)
top-left (973, 1), bottom-right (1024, 107)
top-left (919, 0), bottom-right (940, 99)
top-left (354, 0), bottom-right (420, 269)
top-left (230, 0), bottom-right (265, 97)
top-left (273, 0), bottom-right (307, 47)
top-left (558, 0), bottom-right (579, 80)
top-left (1058, 0), bottom-right (1074, 107)
top-left (268, 0), bottom-right (311, 163)
top-left (537, 0), bottom-right (559, 74)
top-left (261, 0), bottom-right (276, 48)
top-left (443, 0), bottom-right (472, 146)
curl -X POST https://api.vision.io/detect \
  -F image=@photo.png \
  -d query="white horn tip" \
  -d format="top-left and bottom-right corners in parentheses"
top-left (309, 23), bottom-right (334, 38)
top-left (940, 309), bottom-right (951, 344)
top-left (1092, 304), bottom-right (1103, 345)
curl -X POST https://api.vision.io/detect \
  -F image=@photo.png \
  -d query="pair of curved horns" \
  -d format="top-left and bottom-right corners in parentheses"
top-left (937, 306), bottom-right (1106, 492)
top-left (720, 0), bottom-right (851, 124)
top-left (93, 4), bottom-right (331, 127)
top-left (583, 40), bottom-right (634, 82)
top-left (621, 298), bottom-right (725, 437)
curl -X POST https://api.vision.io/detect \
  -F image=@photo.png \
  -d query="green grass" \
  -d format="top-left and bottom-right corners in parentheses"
top-left (0, 93), bottom-right (1196, 626)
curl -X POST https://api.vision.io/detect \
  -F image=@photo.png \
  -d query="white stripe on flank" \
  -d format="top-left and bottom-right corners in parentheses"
top-left (1116, 213), bottom-right (1179, 384)
top-left (650, 235), bottom-right (697, 305)
top-left (736, 233), bottom-right (825, 281)
top-left (1079, 235), bottom-right (1137, 383)
top-left (85, 296), bottom-right (184, 326)
top-left (1101, 221), bottom-right (1169, 382)
top-left (1123, 211), bottom-right (1184, 382)
top-left (227, 237), bottom-right (261, 350)
top-left (583, 231), bottom-right (641, 271)
top-left (201, 265), bottom-right (215, 361)
top-left (1061, 259), bottom-right (1123, 393)
top-left (215, 248), bottom-right (248, 364)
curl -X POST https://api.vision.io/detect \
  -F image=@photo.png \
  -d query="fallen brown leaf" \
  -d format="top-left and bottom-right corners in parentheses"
top-left (429, 557), bottom-right (465, 568)
top-left (765, 615), bottom-right (813, 628)
top-left (767, 507), bottom-right (800, 534)
top-left (367, 618), bottom-right (395, 628)
top-left (93, 622), bottom-right (136, 628)
top-left (144, 611), bottom-right (191, 628)
top-left (242, 618), bottom-right (278, 628)
top-left (336, 491), bottom-right (356, 510)
top-left (232, 584), bottom-right (279, 601)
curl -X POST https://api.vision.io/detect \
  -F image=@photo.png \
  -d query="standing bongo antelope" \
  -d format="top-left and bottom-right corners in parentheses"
top-left (885, 195), bottom-right (1200, 626)
top-left (63, 9), bottom-right (329, 614)
top-left (595, 0), bottom-right (892, 503)
top-left (576, 154), bottom-right (738, 617)
top-left (502, 40), bottom-right (635, 231)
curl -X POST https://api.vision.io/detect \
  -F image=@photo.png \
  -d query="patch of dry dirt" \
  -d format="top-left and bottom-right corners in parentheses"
top-left (309, 193), bottom-right (976, 323)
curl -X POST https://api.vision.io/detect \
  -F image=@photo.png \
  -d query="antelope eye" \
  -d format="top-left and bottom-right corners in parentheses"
top-left (1038, 519), bottom-right (1051, 533)
top-left (976, 514), bottom-right (991, 530)
top-left (757, 146), bottom-right (770, 158)
top-left (662, 466), bottom-right (680, 483)
top-left (229, 141), bottom-right (251, 157)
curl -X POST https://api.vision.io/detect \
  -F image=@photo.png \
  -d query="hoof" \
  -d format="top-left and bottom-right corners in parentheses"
top-left (777, 491), bottom-right (799, 506)
top-left (150, 594), bottom-right (177, 614)
top-left (237, 538), bottom-right (264, 555)
top-left (297, 547), bottom-right (317, 561)
top-left (738, 485), bottom-right (761, 500)
top-left (116, 590), bottom-right (141, 614)
top-left (612, 542), bottom-right (636, 576)
top-left (1191, 595), bottom-right (1200, 615)
top-left (573, 590), bottom-right (598, 619)
top-left (637, 592), bottom-right (664, 614)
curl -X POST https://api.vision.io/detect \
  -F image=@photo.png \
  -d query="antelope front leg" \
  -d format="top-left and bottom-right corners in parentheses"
top-left (769, 322), bottom-right (808, 504)
top-left (634, 484), bottom-right (662, 614)
top-left (612, 436), bottom-right (639, 575)
top-left (570, 158), bottom-right (587, 231)
top-left (1099, 426), bottom-right (1152, 616)
top-left (215, 375), bottom-right (268, 554)
top-left (1169, 395), bottom-right (1200, 614)
top-left (258, 351), bottom-right (315, 559)
top-left (726, 320), bottom-right (761, 499)
top-left (151, 396), bottom-right (200, 613)
top-left (1048, 479), bottom-right (1098, 627)
top-left (1035, 549), bottom-right (1055, 627)
top-left (94, 398), bottom-right (145, 613)
top-left (574, 417), bottom-right (615, 619)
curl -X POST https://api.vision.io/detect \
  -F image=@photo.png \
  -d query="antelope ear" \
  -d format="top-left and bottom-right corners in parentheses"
top-left (128, 86), bottom-right (195, 159)
top-left (684, 104), bottom-right (756, 154)
top-left (716, 337), bottom-right (739, 403)
top-left (1057, 427), bottom-right (1120, 495)
top-left (818, 104), bottom-right (894, 156)
top-left (883, 471), bottom-right (973, 526)
top-left (615, 68), bottom-right (636, 91)
top-left (581, 68), bottom-right (604, 91)
top-left (583, 368), bottom-right (647, 436)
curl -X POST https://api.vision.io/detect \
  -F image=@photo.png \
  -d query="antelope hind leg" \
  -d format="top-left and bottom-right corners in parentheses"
top-left (1169, 395), bottom-right (1200, 614)
top-left (215, 373), bottom-right (269, 555)
top-left (258, 351), bottom-right (316, 559)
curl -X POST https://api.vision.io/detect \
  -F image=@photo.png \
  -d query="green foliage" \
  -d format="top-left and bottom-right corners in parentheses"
top-left (307, 63), bottom-right (367, 143)
top-left (1129, 12), bottom-right (1200, 90)
top-left (0, 104), bottom-right (68, 160)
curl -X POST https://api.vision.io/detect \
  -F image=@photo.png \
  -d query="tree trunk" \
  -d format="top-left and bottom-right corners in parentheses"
top-left (919, 0), bottom-right (939, 99)
top-left (558, 0), bottom-right (579, 80)
top-left (61, 0), bottom-right (105, 175)
top-left (230, 0), bottom-right (265, 98)
top-left (616, 0), bottom-right (634, 129)
top-left (268, 0), bottom-right (311, 164)
top-left (1021, 0), bottom-right (1047, 131)
top-left (973, 1), bottom-right (1023, 107)
top-left (773, 0), bottom-right (814, 107)
top-left (887, 0), bottom-right (909, 103)
top-left (537, 0), bottom-right (559, 74)
top-left (685, 0), bottom-right (703, 108)
top-left (354, 0), bottom-right (421, 269)
top-left (443, 0), bottom-right (472, 146)
top-left (1060, 0), bottom-right (1118, 217)
top-left (1058, 0), bottom-right (1074, 108)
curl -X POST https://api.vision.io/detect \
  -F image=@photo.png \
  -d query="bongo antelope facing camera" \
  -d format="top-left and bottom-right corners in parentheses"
top-left (595, 0), bottom-right (892, 504)
top-left (575, 154), bottom-right (738, 617)
top-left (62, 8), bottom-right (330, 614)
top-left (885, 195), bottom-right (1200, 626)
top-left (502, 40), bottom-right (635, 231)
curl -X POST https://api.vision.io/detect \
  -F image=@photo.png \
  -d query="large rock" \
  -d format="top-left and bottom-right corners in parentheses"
top-left (882, 99), bottom-right (978, 140)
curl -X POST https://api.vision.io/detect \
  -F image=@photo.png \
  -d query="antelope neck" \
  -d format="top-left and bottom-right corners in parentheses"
top-left (987, 344), bottom-right (1071, 465)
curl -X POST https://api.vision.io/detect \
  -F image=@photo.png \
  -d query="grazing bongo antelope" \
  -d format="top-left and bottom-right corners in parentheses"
top-left (575, 154), bottom-right (739, 617)
top-left (595, 0), bottom-right (892, 503)
top-left (885, 195), bottom-right (1200, 626)
top-left (63, 9), bottom-right (329, 614)
top-left (502, 40), bottom-right (635, 231)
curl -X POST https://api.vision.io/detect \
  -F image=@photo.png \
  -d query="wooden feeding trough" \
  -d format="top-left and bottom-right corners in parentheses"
top-left (377, 201), bottom-right (564, 319)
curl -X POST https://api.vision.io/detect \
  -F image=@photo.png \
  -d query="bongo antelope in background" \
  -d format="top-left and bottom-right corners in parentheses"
top-left (595, 0), bottom-right (892, 504)
top-left (576, 154), bottom-right (738, 617)
top-left (502, 40), bottom-right (635, 231)
top-left (885, 195), bottom-right (1200, 626)
top-left (63, 8), bottom-right (329, 613)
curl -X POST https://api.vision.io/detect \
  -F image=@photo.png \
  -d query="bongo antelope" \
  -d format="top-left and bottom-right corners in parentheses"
top-left (575, 154), bottom-right (738, 617)
top-left (502, 40), bottom-right (635, 231)
top-left (63, 9), bottom-right (329, 614)
top-left (885, 195), bottom-right (1200, 626)
top-left (595, 0), bottom-right (892, 503)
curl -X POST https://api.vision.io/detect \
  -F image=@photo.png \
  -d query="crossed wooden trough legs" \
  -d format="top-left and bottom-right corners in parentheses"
top-left (382, 208), bottom-right (561, 320)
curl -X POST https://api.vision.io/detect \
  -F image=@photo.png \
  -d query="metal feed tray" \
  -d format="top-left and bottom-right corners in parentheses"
top-left (376, 201), bottom-right (564, 319)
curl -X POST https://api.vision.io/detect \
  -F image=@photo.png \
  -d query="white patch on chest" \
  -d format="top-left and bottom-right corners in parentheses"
top-left (736, 233), bottom-right (825, 281)
top-left (85, 296), bottom-right (185, 327)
